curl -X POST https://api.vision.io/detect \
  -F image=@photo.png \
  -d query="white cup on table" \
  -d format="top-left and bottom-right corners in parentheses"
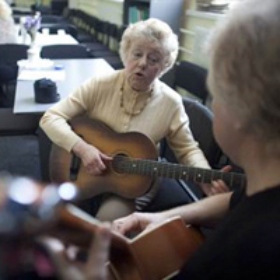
top-left (42, 28), bottom-right (50, 35)
top-left (57, 29), bottom-right (66, 36)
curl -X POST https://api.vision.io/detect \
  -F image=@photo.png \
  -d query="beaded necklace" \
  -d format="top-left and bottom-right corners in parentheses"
top-left (119, 82), bottom-right (152, 116)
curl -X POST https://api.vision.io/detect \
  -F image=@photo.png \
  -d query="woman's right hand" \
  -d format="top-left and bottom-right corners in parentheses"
top-left (112, 212), bottom-right (166, 236)
top-left (39, 223), bottom-right (112, 280)
top-left (72, 140), bottom-right (112, 175)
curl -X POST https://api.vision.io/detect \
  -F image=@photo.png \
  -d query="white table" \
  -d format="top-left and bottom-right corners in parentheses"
top-left (14, 58), bottom-right (115, 114)
top-left (17, 32), bottom-right (78, 46)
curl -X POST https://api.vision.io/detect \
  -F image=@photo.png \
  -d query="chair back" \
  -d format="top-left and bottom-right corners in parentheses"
top-left (40, 15), bottom-right (65, 24)
top-left (51, 0), bottom-right (68, 15)
top-left (0, 44), bottom-right (29, 107)
top-left (41, 44), bottom-right (92, 59)
top-left (160, 97), bottom-right (222, 168)
top-left (94, 19), bottom-right (109, 43)
top-left (173, 61), bottom-right (209, 104)
top-left (0, 44), bottom-right (29, 63)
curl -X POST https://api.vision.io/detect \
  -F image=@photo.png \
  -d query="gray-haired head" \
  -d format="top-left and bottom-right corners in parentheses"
top-left (207, 0), bottom-right (280, 153)
top-left (120, 18), bottom-right (179, 76)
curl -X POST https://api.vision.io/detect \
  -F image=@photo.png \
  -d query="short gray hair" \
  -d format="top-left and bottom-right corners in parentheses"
top-left (0, 0), bottom-right (12, 19)
top-left (207, 0), bottom-right (280, 152)
top-left (120, 18), bottom-right (179, 75)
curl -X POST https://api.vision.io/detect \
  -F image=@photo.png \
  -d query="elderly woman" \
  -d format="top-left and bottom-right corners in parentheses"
top-left (113, 0), bottom-right (280, 278)
top-left (40, 18), bottom-right (227, 221)
top-left (0, 0), bottom-right (16, 44)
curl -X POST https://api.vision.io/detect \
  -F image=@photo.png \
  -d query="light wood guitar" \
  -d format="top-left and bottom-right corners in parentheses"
top-left (50, 117), bottom-right (246, 199)
top-left (52, 204), bottom-right (204, 280)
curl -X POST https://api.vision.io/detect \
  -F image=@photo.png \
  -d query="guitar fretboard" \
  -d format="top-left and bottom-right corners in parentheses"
top-left (112, 156), bottom-right (246, 188)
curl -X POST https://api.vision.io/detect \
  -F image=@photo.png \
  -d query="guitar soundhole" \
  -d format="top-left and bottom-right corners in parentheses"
top-left (111, 154), bottom-right (129, 174)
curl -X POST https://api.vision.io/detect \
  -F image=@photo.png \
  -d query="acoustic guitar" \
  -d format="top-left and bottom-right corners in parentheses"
top-left (52, 204), bottom-right (204, 280)
top-left (50, 117), bottom-right (246, 199)
top-left (0, 176), bottom-right (203, 280)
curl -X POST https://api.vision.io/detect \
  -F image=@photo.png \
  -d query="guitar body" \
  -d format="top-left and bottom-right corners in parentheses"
top-left (54, 205), bottom-right (204, 280)
top-left (110, 217), bottom-right (204, 280)
top-left (50, 117), bottom-right (158, 199)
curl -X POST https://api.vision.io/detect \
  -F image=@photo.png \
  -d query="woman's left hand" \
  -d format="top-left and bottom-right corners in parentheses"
top-left (199, 165), bottom-right (232, 196)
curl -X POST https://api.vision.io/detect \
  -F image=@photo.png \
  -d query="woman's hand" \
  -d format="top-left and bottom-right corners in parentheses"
top-left (199, 165), bottom-right (232, 196)
top-left (39, 223), bottom-right (112, 280)
top-left (72, 140), bottom-right (112, 175)
top-left (112, 212), bottom-right (165, 236)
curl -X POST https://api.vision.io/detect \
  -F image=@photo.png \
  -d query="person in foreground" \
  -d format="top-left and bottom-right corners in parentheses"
top-left (0, 175), bottom-right (112, 280)
top-left (111, 0), bottom-right (280, 278)
top-left (40, 225), bottom-right (112, 280)
top-left (40, 18), bottom-right (228, 221)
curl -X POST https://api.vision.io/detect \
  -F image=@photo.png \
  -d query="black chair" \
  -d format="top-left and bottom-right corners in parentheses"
top-left (0, 44), bottom-right (29, 63)
top-left (173, 61), bottom-right (209, 105)
top-left (90, 22), bottom-right (116, 56)
top-left (75, 13), bottom-right (97, 43)
top-left (51, 0), bottom-right (68, 16)
top-left (31, 4), bottom-right (52, 15)
top-left (89, 22), bottom-right (125, 70)
top-left (144, 97), bottom-right (224, 212)
top-left (0, 44), bottom-right (29, 108)
top-left (82, 19), bottom-right (111, 51)
top-left (41, 44), bottom-right (92, 59)
top-left (161, 97), bottom-right (222, 168)
top-left (40, 15), bottom-right (67, 24)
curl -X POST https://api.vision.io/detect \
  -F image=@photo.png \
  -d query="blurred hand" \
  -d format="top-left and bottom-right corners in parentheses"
top-left (199, 165), bottom-right (232, 196)
top-left (72, 140), bottom-right (112, 175)
top-left (39, 223), bottom-right (112, 280)
top-left (112, 212), bottom-right (165, 236)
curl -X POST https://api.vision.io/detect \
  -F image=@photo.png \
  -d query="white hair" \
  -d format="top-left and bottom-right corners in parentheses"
top-left (0, 0), bottom-right (12, 19)
top-left (120, 18), bottom-right (179, 75)
top-left (207, 0), bottom-right (280, 152)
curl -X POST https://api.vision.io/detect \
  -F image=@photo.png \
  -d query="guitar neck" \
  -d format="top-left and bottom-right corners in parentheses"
top-left (54, 204), bottom-right (129, 249)
top-left (113, 157), bottom-right (246, 189)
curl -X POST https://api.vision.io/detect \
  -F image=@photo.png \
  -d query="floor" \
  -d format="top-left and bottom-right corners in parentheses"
top-left (0, 134), bottom-right (42, 181)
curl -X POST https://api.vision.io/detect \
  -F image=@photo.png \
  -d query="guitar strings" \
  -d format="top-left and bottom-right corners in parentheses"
top-left (108, 155), bottom-right (246, 187)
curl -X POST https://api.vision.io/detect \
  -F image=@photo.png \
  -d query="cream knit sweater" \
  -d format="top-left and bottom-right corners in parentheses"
top-left (40, 69), bottom-right (210, 169)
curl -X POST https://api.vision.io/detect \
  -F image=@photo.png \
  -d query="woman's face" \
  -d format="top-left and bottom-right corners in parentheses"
top-left (124, 38), bottom-right (165, 91)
